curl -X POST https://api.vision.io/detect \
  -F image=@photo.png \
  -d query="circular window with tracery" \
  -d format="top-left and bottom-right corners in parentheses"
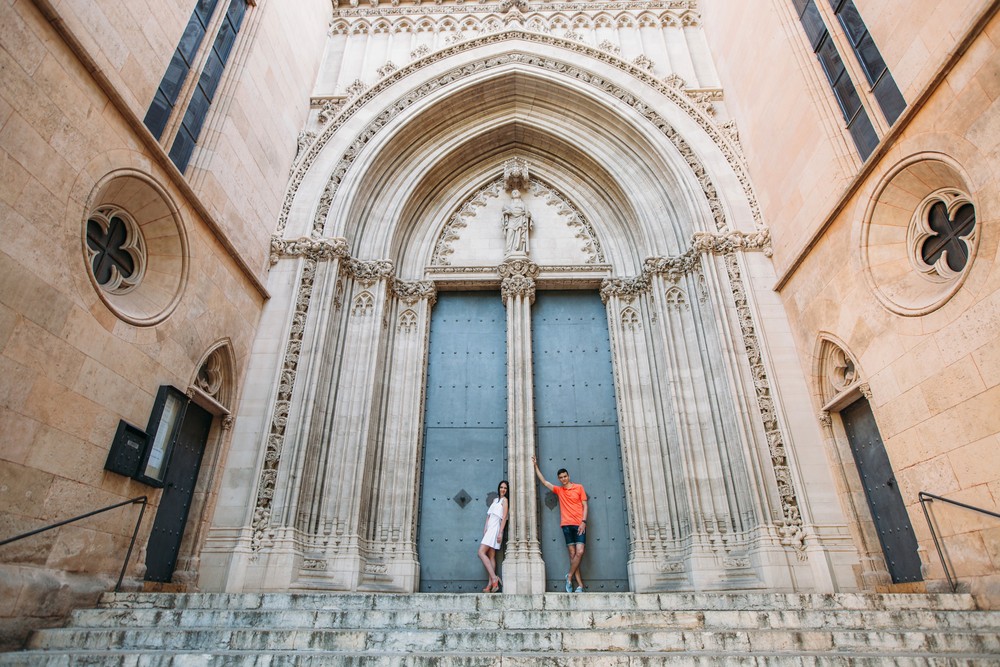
top-left (861, 157), bottom-right (980, 316)
top-left (81, 171), bottom-right (188, 327)
top-left (86, 205), bottom-right (146, 294)
top-left (907, 188), bottom-right (977, 282)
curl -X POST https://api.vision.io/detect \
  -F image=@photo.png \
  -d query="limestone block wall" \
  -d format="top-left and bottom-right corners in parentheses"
top-left (702, 0), bottom-right (1000, 604)
top-left (0, 0), bottom-right (327, 649)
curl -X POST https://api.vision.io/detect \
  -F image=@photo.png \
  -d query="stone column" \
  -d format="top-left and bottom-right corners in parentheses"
top-left (498, 258), bottom-right (546, 594)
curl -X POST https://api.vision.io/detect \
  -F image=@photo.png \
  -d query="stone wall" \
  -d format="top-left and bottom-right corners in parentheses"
top-left (0, 0), bottom-right (327, 649)
top-left (702, 0), bottom-right (1000, 605)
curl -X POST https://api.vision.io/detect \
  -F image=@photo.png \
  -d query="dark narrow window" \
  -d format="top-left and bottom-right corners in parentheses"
top-left (144, 0), bottom-right (220, 139)
top-left (792, 0), bottom-right (878, 159)
top-left (169, 0), bottom-right (248, 172)
top-left (829, 0), bottom-right (906, 125)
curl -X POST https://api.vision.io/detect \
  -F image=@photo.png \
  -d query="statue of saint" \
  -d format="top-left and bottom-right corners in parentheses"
top-left (501, 189), bottom-right (532, 256)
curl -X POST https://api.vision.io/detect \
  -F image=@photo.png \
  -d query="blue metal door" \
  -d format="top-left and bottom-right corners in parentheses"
top-left (419, 291), bottom-right (507, 592)
top-left (532, 291), bottom-right (629, 592)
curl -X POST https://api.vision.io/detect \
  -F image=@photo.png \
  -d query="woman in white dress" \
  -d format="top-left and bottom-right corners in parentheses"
top-left (478, 480), bottom-right (509, 592)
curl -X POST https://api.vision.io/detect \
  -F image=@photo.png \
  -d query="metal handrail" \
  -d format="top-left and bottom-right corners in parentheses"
top-left (0, 496), bottom-right (148, 592)
top-left (918, 491), bottom-right (1000, 593)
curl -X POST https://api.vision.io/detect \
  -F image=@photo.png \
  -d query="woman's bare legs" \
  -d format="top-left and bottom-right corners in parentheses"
top-left (478, 544), bottom-right (498, 590)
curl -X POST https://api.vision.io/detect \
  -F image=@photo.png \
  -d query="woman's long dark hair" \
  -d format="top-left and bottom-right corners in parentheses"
top-left (497, 480), bottom-right (510, 498)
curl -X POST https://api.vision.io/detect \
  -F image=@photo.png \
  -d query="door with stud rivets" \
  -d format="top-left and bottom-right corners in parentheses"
top-left (841, 398), bottom-right (922, 583)
top-left (144, 402), bottom-right (213, 582)
top-left (418, 292), bottom-right (507, 592)
top-left (532, 291), bottom-right (629, 592)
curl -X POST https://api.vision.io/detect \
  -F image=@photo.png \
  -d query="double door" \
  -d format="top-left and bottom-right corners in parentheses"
top-left (418, 290), bottom-right (629, 591)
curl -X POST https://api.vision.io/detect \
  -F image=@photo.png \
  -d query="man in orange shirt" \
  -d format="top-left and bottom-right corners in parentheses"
top-left (532, 455), bottom-right (588, 593)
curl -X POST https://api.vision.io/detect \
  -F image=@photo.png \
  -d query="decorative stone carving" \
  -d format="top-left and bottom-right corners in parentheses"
top-left (352, 291), bottom-right (376, 317)
top-left (600, 274), bottom-right (650, 303)
top-left (598, 40), bottom-right (621, 55)
top-left (269, 236), bottom-right (350, 265)
top-left (859, 383), bottom-right (873, 400)
top-left (376, 61), bottom-right (398, 77)
top-left (345, 79), bottom-right (368, 98)
top-left (347, 258), bottom-right (395, 286)
top-left (250, 259), bottom-right (321, 552)
top-left (818, 411), bottom-right (832, 428)
top-left (498, 258), bottom-right (539, 304)
top-left (278, 34), bottom-right (762, 237)
top-left (632, 54), bottom-right (655, 72)
top-left (503, 157), bottom-right (530, 192)
top-left (621, 306), bottom-right (641, 331)
top-left (392, 278), bottom-right (437, 304)
top-left (398, 309), bottom-right (418, 332)
top-left (316, 97), bottom-right (347, 124)
top-left (410, 44), bottom-right (431, 60)
top-left (501, 189), bottom-right (533, 257)
top-left (431, 180), bottom-right (504, 265)
top-left (303, 559), bottom-right (327, 570)
top-left (723, 253), bottom-right (805, 557)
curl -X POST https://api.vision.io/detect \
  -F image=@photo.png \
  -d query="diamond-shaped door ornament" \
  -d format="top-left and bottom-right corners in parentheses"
top-left (453, 489), bottom-right (472, 508)
top-left (545, 491), bottom-right (558, 510)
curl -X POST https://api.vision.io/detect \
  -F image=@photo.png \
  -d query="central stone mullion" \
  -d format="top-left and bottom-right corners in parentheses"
top-left (498, 258), bottom-right (545, 593)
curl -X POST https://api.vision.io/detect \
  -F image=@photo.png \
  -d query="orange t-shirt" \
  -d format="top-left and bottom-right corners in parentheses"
top-left (553, 483), bottom-right (587, 526)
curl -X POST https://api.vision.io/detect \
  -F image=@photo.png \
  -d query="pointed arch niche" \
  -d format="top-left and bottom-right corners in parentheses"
top-left (204, 34), bottom-right (860, 596)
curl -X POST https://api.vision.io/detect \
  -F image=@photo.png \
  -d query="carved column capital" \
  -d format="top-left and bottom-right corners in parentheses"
top-left (600, 274), bottom-right (650, 303)
top-left (347, 258), bottom-right (394, 286)
top-left (499, 259), bottom-right (539, 304)
top-left (393, 278), bottom-right (437, 305)
top-left (269, 236), bottom-right (350, 265)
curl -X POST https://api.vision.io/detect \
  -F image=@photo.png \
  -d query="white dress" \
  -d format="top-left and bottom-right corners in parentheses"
top-left (481, 497), bottom-right (505, 549)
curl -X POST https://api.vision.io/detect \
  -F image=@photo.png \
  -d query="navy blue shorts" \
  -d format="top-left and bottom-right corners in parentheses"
top-left (561, 525), bottom-right (586, 546)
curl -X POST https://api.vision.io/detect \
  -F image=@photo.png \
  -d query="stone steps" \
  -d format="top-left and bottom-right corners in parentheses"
top-left (2, 592), bottom-right (998, 665)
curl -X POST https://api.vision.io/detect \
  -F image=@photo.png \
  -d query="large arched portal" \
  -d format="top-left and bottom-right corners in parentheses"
top-left (202, 33), bottom-right (860, 595)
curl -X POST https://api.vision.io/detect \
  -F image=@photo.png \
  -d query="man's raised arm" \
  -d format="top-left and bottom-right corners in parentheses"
top-left (531, 456), bottom-right (555, 491)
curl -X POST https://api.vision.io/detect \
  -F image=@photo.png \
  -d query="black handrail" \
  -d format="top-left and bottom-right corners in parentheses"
top-left (918, 491), bottom-right (1000, 593)
top-left (0, 496), bottom-right (148, 592)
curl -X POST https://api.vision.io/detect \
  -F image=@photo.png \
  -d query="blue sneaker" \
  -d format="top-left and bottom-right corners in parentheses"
top-left (564, 574), bottom-right (572, 593)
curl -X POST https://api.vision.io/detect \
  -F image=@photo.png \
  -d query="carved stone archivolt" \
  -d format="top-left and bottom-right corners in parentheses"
top-left (278, 31), bottom-right (761, 237)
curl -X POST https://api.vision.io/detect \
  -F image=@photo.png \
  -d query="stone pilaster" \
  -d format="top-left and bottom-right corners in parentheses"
top-left (498, 259), bottom-right (545, 593)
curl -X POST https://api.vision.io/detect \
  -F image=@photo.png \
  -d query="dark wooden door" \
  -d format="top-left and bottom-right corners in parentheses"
top-left (144, 403), bottom-right (213, 582)
top-left (841, 398), bottom-right (922, 583)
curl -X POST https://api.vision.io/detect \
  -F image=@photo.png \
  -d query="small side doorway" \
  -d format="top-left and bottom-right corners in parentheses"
top-left (144, 402), bottom-right (213, 582)
top-left (841, 398), bottom-right (922, 583)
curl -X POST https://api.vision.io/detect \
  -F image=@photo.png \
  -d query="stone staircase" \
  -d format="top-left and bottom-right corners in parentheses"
top-left (2, 591), bottom-right (999, 665)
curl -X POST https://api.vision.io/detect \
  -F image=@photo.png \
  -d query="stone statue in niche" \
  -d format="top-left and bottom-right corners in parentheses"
top-left (502, 189), bottom-right (532, 257)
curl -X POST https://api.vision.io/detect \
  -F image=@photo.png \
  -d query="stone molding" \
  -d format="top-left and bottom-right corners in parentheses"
top-left (331, 2), bottom-right (699, 22)
top-left (347, 258), bottom-right (395, 286)
top-left (277, 30), bottom-right (760, 237)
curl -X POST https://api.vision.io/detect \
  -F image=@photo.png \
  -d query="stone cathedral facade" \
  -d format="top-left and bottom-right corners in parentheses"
top-left (1, 0), bottom-right (998, 646)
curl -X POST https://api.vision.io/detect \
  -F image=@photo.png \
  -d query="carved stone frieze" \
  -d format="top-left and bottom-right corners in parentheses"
top-left (278, 31), bottom-right (762, 237)
top-left (691, 228), bottom-right (772, 257)
top-left (302, 559), bottom-right (327, 571)
top-left (332, 3), bottom-right (700, 24)
top-left (498, 258), bottom-right (540, 303)
top-left (270, 236), bottom-right (350, 265)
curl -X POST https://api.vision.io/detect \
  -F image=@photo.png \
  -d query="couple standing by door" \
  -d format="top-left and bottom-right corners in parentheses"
top-left (477, 458), bottom-right (589, 593)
